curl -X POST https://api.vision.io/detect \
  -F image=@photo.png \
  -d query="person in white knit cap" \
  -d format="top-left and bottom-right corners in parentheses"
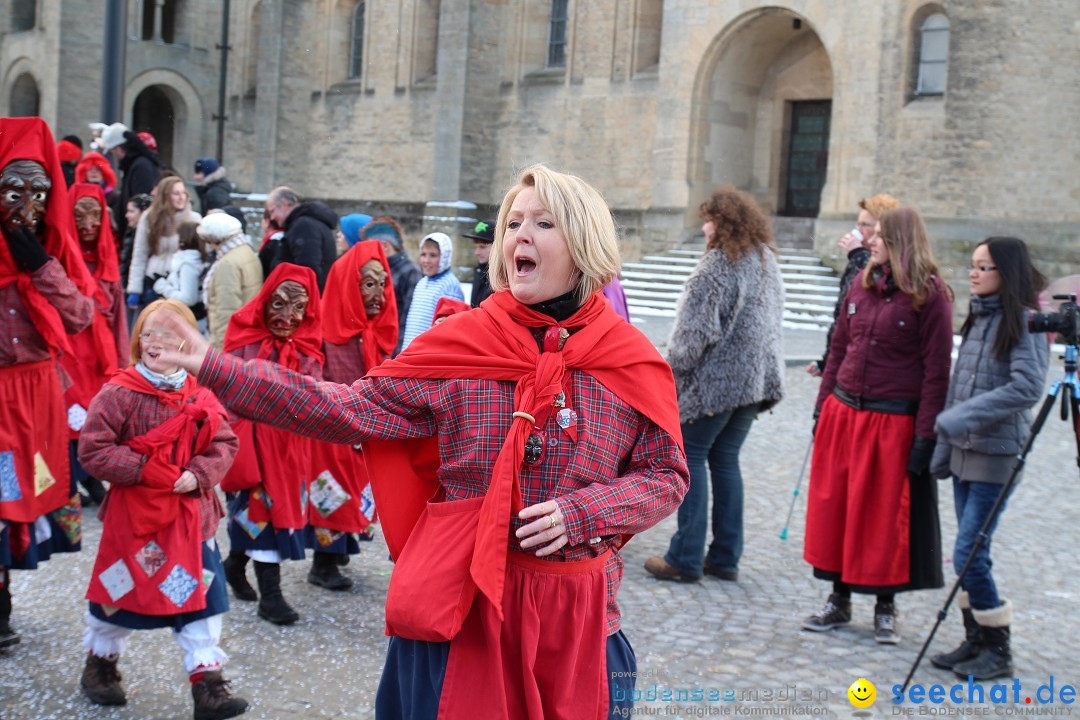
top-left (199, 213), bottom-right (263, 350)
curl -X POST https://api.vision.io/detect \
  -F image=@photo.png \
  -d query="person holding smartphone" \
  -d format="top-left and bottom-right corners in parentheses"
top-left (807, 194), bottom-right (900, 377)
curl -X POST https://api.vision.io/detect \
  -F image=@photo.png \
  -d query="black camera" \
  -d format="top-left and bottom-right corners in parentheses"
top-left (1029, 294), bottom-right (1080, 345)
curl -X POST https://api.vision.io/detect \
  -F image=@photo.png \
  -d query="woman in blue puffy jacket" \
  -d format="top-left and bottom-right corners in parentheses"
top-left (929, 236), bottom-right (1049, 681)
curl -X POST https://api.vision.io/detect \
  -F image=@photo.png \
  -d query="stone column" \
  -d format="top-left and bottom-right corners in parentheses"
top-left (430, 0), bottom-right (469, 202)
top-left (152, 0), bottom-right (164, 41)
top-left (252, 0), bottom-right (284, 192)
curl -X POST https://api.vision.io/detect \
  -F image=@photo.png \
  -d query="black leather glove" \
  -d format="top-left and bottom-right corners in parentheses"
top-left (907, 436), bottom-right (936, 477)
top-left (6, 226), bottom-right (48, 272)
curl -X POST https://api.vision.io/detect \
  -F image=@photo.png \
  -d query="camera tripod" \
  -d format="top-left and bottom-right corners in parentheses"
top-left (902, 341), bottom-right (1080, 690)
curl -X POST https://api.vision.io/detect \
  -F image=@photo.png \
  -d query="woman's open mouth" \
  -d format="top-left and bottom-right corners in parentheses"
top-left (515, 256), bottom-right (537, 275)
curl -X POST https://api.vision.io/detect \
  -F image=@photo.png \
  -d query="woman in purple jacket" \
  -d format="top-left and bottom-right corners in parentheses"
top-left (801, 207), bottom-right (953, 644)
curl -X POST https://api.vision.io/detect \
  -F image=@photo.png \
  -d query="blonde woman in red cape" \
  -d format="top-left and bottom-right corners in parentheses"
top-left (155, 165), bottom-right (688, 719)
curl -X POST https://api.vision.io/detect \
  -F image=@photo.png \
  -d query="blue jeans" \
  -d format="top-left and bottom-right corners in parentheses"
top-left (952, 478), bottom-right (1012, 610)
top-left (664, 404), bottom-right (758, 577)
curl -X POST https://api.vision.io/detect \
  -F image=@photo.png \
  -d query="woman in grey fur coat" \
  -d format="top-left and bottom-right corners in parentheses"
top-left (645, 187), bottom-right (784, 583)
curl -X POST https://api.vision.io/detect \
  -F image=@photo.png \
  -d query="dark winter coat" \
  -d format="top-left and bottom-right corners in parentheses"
top-left (387, 249), bottom-right (422, 355)
top-left (471, 262), bottom-right (493, 307)
top-left (817, 267), bottom-right (953, 439)
top-left (196, 166), bottom-right (232, 215)
top-left (666, 247), bottom-right (786, 424)
top-left (930, 294), bottom-right (1049, 477)
top-left (272, 201), bottom-right (339, 291)
top-left (820, 246), bottom-right (870, 370)
top-left (113, 134), bottom-right (161, 238)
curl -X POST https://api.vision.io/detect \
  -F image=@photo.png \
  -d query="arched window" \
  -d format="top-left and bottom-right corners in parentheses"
top-left (350, 3), bottom-right (365, 79)
top-left (547, 0), bottom-right (569, 68)
top-left (915, 12), bottom-right (949, 96)
top-left (9, 73), bottom-right (40, 117)
top-left (12, 0), bottom-right (36, 32)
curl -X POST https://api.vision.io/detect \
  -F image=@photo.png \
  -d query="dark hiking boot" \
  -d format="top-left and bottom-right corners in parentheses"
top-left (0, 572), bottom-right (19, 648)
top-left (801, 593), bottom-right (851, 632)
top-left (81, 654), bottom-right (127, 706)
top-left (81, 476), bottom-right (107, 505)
top-left (874, 601), bottom-right (900, 644)
top-left (643, 556), bottom-right (701, 583)
top-left (191, 669), bottom-right (250, 720)
top-left (932, 607), bottom-right (981, 669)
top-left (953, 625), bottom-right (1013, 680)
top-left (223, 551), bottom-right (257, 602)
top-left (307, 551), bottom-right (353, 591)
top-left (253, 561), bottom-right (298, 625)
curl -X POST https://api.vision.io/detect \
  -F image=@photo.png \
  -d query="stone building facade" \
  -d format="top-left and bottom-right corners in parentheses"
top-left (3, 0), bottom-right (1078, 282)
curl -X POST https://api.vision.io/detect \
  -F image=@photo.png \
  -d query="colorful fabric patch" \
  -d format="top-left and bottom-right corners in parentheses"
top-left (67, 403), bottom-right (88, 432)
top-left (310, 471), bottom-right (350, 518)
top-left (134, 541), bottom-right (168, 577)
top-left (360, 484), bottom-right (375, 521)
top-left (158, 564), bottom-right (199, 607)
top-left (34, 452), bottom-right (56, 496)
top-left (202, 568), bottom-right (215, 591)
top-left (313, 526), bottom-right (344, 548)
top-left (50, 494), bottom-right (82, 545)
top-left (99, 560), bottom-right (135, 601)
top-left (252, 485), bottom-right (273, 509)
top-left (0, 451), bottom-right (21, 502)
top-left (232, 508), bottom-right (266, 540)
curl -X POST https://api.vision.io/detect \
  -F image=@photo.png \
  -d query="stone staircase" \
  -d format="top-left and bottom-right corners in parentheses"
top-left (621, 248), bottom-right (840, 330)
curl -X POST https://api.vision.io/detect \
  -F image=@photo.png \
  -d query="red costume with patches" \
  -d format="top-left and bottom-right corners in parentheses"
top-left (222, 264), bottom-right (323, 531)
top-left (0, 118), bottom-right (95, 566)
top-left (312, 241), bottom-right (397, 537)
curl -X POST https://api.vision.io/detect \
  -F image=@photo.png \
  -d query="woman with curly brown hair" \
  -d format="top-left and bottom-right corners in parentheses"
top-left (645, 186), bottom-right (785, 584)
top-left (125, 176), bottom-right (201, 313)
top-left (802, 207), bottom-right (953, 644)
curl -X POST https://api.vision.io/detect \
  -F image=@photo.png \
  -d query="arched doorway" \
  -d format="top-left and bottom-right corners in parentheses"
top-left (132, 85), bottom-right (176, 167)
top-left (9, 72), bottom-right (39, 117)
top-left (689, 8), bottom-right (834, 218)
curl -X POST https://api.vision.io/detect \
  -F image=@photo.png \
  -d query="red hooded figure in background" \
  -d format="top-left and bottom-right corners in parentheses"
top-left (0, 116), bottom-right (96, 648)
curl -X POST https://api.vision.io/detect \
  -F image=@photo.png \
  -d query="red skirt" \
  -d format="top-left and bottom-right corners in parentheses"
top-left (308, 441), bottom-right (375, 534)
top-left (803, 394), bottom-right (914, 589)
top-left (0, 360), bottom-right (70, 523)
top-left (436, 551), bottom-right (610, 720)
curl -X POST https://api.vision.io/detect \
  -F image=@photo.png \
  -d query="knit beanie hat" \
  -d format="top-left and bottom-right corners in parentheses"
top-left (339, 213), bottom-right (373, 247)
top-left (197, 213), bottom-right (243, 243)
top-left (194, 157), bottom-right (221, 175)
top-left (362, 218), bottom-right (404, 250)
top-left (100, 123), bottom-right (129, 151)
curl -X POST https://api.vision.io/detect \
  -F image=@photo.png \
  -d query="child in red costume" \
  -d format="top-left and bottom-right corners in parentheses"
top-left (0, 117), bottom-right (95, 649)
top-left (306, 240), bottom-right (397, 590)
top-left (76, 299), bottom-right (247, 719)
top-left (61, 182), bottom-right (129, 505)
top-left (219, 263), bottom-right (324, 625)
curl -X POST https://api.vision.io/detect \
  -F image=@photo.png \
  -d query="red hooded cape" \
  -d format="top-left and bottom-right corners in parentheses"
top-left (223, 263), bottom-right (323, 528)
top-left (321, 240), bottom-right (398, 371)
top-left (0, 117), bottom-right (98, 357)
top-left (364, 289), bottom-right (684, 620)
top-left (73, 151), bottom-right (117, 190)
top-left (59, 183), bottom-right (123, 412)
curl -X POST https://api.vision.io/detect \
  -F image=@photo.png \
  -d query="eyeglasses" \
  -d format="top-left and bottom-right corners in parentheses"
top-left (966, 263), bottom-right (998, 273)
top-left (139, 330), bottom-right (180, 344)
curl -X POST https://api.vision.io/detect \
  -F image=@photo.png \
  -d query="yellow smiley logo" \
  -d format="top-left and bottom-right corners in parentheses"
top-left (848, 678), bottom-right (876, 708)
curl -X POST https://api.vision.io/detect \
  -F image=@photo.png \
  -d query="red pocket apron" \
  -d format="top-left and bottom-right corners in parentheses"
top-left (86, 487), bottom-right (205, 615)
top-left (436, 551), bottom-right (610, 720)
top-left (0, 360), bottom-right (70, 523)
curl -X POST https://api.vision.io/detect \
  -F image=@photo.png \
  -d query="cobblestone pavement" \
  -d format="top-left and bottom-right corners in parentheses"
top-left (3, 329), bottom-right (1079, 719)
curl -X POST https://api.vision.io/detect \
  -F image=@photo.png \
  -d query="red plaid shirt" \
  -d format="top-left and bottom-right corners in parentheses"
top-left (0, 258), bottom-right (94, 367)
top-left (201, 350), bottom-right (688, 633)
top-left (77, 382), bottom-right (239, 540)
top-left (322, 337), bottom-right (367, 383)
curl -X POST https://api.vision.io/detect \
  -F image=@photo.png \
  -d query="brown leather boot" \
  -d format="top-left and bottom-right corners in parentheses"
top-left (80, 653), bottom-right (127, 706)
top-left (191, 669), bottom-right (250, 720)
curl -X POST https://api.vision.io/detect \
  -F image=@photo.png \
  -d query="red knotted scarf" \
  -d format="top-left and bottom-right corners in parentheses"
top-left (365, 289), bottom-right (684, 620)
top-left (0, 117), bottom-right (98, 357)
top-left (321, 240), bottom-right (398, 371)
top-left (106, 367), bottom-right (227, 537)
